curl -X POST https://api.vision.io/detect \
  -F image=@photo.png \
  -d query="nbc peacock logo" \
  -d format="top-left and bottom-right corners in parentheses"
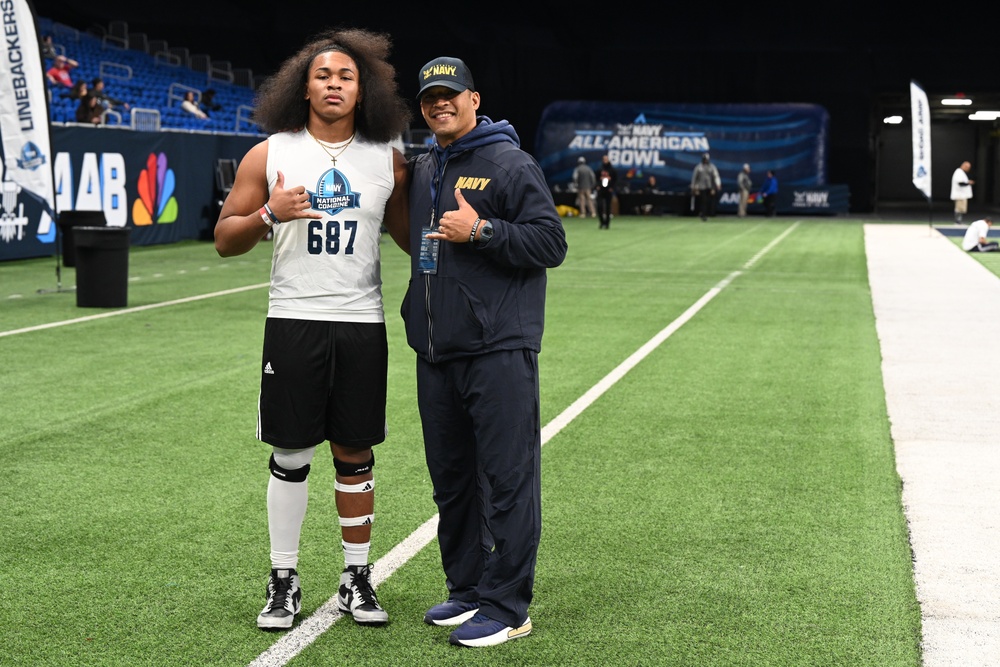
top-left (132, 152), bottom-right (178, 225)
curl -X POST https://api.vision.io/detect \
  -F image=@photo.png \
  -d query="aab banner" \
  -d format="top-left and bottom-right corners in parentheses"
top-left (716, 184), bottom-right (850, 215)
top-left (535, 102), bottom-right (833, 195)
top-left (0, 126), bottom-right (257, 261)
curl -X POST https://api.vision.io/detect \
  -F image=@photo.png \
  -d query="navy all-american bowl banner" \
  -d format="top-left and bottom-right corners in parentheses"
top-left (535, 101), bottom-right (847, 214)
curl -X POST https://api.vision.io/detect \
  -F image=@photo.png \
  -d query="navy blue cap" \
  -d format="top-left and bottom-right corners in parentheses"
top-left (417, 57), bottom-right (475, 99)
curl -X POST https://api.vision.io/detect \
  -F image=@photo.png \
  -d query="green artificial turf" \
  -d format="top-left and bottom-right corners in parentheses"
top-left (0, 217), bottom-right (922, 666)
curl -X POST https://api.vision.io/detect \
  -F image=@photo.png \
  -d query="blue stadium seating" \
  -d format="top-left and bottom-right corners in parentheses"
top-left (39, 16), bottom-right (261, 135)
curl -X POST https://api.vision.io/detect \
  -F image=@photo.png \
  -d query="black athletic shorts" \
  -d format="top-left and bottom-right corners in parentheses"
top-left (257, 318), bottom-right (388, 449)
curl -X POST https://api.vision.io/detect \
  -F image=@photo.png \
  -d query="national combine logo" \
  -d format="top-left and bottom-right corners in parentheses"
top-left (17, 142), bottom-right (46, 171)
top-left (307, 168), bottom-right (361, 216)
top-left (132, 152), bottom-right (178, 225)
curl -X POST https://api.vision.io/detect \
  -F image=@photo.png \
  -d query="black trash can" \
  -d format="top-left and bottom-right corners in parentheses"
top-left (57, 210), bottom-right (107, 267)
top-left (74, 226), bottom-right (131, 308)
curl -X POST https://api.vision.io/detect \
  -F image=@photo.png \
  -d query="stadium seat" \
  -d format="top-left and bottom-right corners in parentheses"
top-left (41, 15), bottom-right (260, 135)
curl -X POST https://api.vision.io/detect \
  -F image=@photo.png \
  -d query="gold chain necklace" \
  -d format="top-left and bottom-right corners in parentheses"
top-left (307, 130), bottom-right (355, 165)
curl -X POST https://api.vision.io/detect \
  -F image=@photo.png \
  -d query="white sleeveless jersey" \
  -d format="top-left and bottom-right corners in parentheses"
top-left (265, 129), bottom-right (395, 322)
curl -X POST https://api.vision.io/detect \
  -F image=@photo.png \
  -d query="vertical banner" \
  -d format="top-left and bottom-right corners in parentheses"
top-left (910, 79), bottom-right (932, 200)
top-left (0, 0), bottom-right (56, 246)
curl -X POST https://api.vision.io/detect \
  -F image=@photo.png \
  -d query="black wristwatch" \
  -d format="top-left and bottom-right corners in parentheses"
top-left (477, 220), bottom-right (494, 246)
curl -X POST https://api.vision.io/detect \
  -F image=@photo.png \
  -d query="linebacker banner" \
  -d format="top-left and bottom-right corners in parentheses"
top-left (909, 79), bottom-right (932, 200)
top-left (0, 0), bottom-right (56, 246)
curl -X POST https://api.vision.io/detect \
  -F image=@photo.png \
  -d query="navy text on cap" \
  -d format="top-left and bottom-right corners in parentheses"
top-left (417, 57), bottom-right (475, 99)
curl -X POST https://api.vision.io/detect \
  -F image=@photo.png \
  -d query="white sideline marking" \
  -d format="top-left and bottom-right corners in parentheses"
top-left (0, 283), bottom-right (269, 338)
top-left (541, 274), bottom-right (736, 444)
top-left (745, 222), bottom-right (798, 268)
top-left (248, 222), bottom-right (799, 666)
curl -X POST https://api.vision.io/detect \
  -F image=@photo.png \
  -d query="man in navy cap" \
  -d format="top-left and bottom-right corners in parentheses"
top-left (402, 56), bottom-right (567, 647)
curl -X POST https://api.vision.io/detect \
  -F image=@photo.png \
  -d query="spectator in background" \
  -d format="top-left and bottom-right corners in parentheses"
top-left (200, 88), bottom-right (223, 117)
top-left (951, 160), bottom-right (974, 224)
top-left (737, 163), bottom-right (753, 218)
top-left (65, 80), bottom-right (89, 101)
top-left (572, 156), bottom-right (596, 218)
top-left (40, 34), bottom-right (57, 60)
top-left (75, 94), bottom-right (103, 125)
top-left (759, 169), bottom-right (778, 217)
top-left (91, 78), bottom-right (130, 112)
top-left (595, 154), bottom-right (617, 229)
top-left (962, 217), bottom-right (998, 252)
top-left (690, 152), bottom-right (721, 221)
top-left (180, 90), bottom-right (209, 119)
top-left (637, 174), bottom-right (662, 215)
top-left (46, 54), bottom-right (78, 88)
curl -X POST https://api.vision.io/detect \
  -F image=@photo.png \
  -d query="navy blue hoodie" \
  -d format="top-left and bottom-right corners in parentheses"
top-left (401, 116), bottom-right (567, 363)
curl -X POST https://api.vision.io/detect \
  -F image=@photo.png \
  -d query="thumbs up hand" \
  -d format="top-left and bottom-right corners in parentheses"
top-left (429, 188), bottom-right (481, 243)
top-left (269, 170), bottom-right (321, 222)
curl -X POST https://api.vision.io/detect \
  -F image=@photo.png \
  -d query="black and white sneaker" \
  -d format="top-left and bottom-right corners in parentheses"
top-left (337, 564), bottom-right (388, 625)
top-left (256, 568), bottom-right (302, 630)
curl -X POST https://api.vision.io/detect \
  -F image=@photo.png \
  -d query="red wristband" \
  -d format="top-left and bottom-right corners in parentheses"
top-left (259, 207), bottom-right (274, 227)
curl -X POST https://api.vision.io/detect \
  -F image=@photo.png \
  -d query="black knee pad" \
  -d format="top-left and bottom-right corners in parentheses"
top-left (269, 453), bottom-right (310, 483)
top-left (333, 452), bottom-right (374, 477)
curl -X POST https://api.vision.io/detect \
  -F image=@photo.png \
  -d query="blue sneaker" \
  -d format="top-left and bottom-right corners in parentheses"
top-left (448, 612), bottom-right (532, 647)
top-left (423, 599), bottom-right (479, 626)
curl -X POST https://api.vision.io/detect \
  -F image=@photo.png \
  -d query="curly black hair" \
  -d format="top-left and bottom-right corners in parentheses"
top-left (252, 27), bottom-right (411, 142)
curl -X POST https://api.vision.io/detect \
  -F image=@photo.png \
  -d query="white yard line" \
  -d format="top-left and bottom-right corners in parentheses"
top-left (0, 284), bottom-right (269, 338)
top-left (249, 222), bottom-right (800, 667)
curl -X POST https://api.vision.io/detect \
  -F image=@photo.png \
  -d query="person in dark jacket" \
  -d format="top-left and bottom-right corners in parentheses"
top-left (402, 56), bottom-right (567, 648)
top-left (91, 77), bottom-right (130, 112)
top-left (75, 93), bottom-right (103, 125)
top-left (595, 154), bottom-right (617, 228)
top-left (690, 152), bottom-right (721, 221)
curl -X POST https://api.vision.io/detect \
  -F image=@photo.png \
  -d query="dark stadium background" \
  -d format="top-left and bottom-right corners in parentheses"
top-left (31, 1), bottom-right (1000, 215)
